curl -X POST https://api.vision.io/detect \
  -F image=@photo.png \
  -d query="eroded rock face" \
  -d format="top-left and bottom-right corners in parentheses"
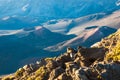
top-left (92, 62), bottom-right (120, 80)
top-left (46, 60), bottom-right (59, 70)
top-left (77, 46), bottom-right (106, 67)
top-left (48, 67), bottom-right (65, 80)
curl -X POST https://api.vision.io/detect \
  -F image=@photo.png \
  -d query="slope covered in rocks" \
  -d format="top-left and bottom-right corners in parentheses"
top-left (2, 29), bottom-right (120, 80)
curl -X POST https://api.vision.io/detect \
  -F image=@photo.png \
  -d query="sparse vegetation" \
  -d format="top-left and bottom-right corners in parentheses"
top-left (45, 57), bottom-right (53, 61)
top-left (27, 76), bottom-right (35, 80)
top-left (106, 41), bottom-right (120, 61)
top-left (26, 66), bottom-right (50, 80)
top-left (15, 68), bottom-right (25, 77)
top-left (35, 66), bottom-right (49, 80)
top-left (2, 76), bottom-right (14, 80)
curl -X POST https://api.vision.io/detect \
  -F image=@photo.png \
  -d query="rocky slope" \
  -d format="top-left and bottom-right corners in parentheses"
top-left (1, 30), bottom-right (120, 80)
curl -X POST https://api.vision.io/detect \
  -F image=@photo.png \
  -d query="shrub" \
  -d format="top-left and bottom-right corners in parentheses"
top-left (35, 66), bottom-right (49, 80)
top-left (15, 68), bottom-right (25, 77)
top-left (2, 76), bottom-right (15, 80)
top-left (106, 41), bottom-right (120, 61)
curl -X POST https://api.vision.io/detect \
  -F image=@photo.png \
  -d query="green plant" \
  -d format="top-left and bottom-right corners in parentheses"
top-left (35, 66), bottom-right (49, 80)
top-left (15, 68), bottom-right (25, 77)
top-left (106, 41), bottom-right (120, 61)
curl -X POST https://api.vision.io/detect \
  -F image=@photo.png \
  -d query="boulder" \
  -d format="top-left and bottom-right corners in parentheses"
top-left (55, 73), bottom-right (72, 80)
top-left (77, 46), bottom-right (106, 67)
top-left (48, 67), bottom-right (65, 80)
top-left (46, 60), bottom-right (59, 70)
top-left (94, 62), bottom-right (120, 80)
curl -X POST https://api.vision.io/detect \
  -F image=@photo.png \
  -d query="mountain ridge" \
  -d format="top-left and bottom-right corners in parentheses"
top-left (44, 26), bottom-right (116, 52)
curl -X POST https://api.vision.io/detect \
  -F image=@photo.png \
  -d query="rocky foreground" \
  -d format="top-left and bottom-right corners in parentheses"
top-left (2, 29), bottom-right (120, 80)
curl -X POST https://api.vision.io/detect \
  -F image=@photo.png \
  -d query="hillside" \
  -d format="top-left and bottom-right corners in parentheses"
top-left (0, 26), bottom-right (75, 75)
top-left (2, 29), bottom-right (120, 80)
top-left (0, 25), bottom-right (116, 75)
top-left (44, 26), bottom-right (116, 52)
top-left (44, 10), bottom-right (120, 36)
